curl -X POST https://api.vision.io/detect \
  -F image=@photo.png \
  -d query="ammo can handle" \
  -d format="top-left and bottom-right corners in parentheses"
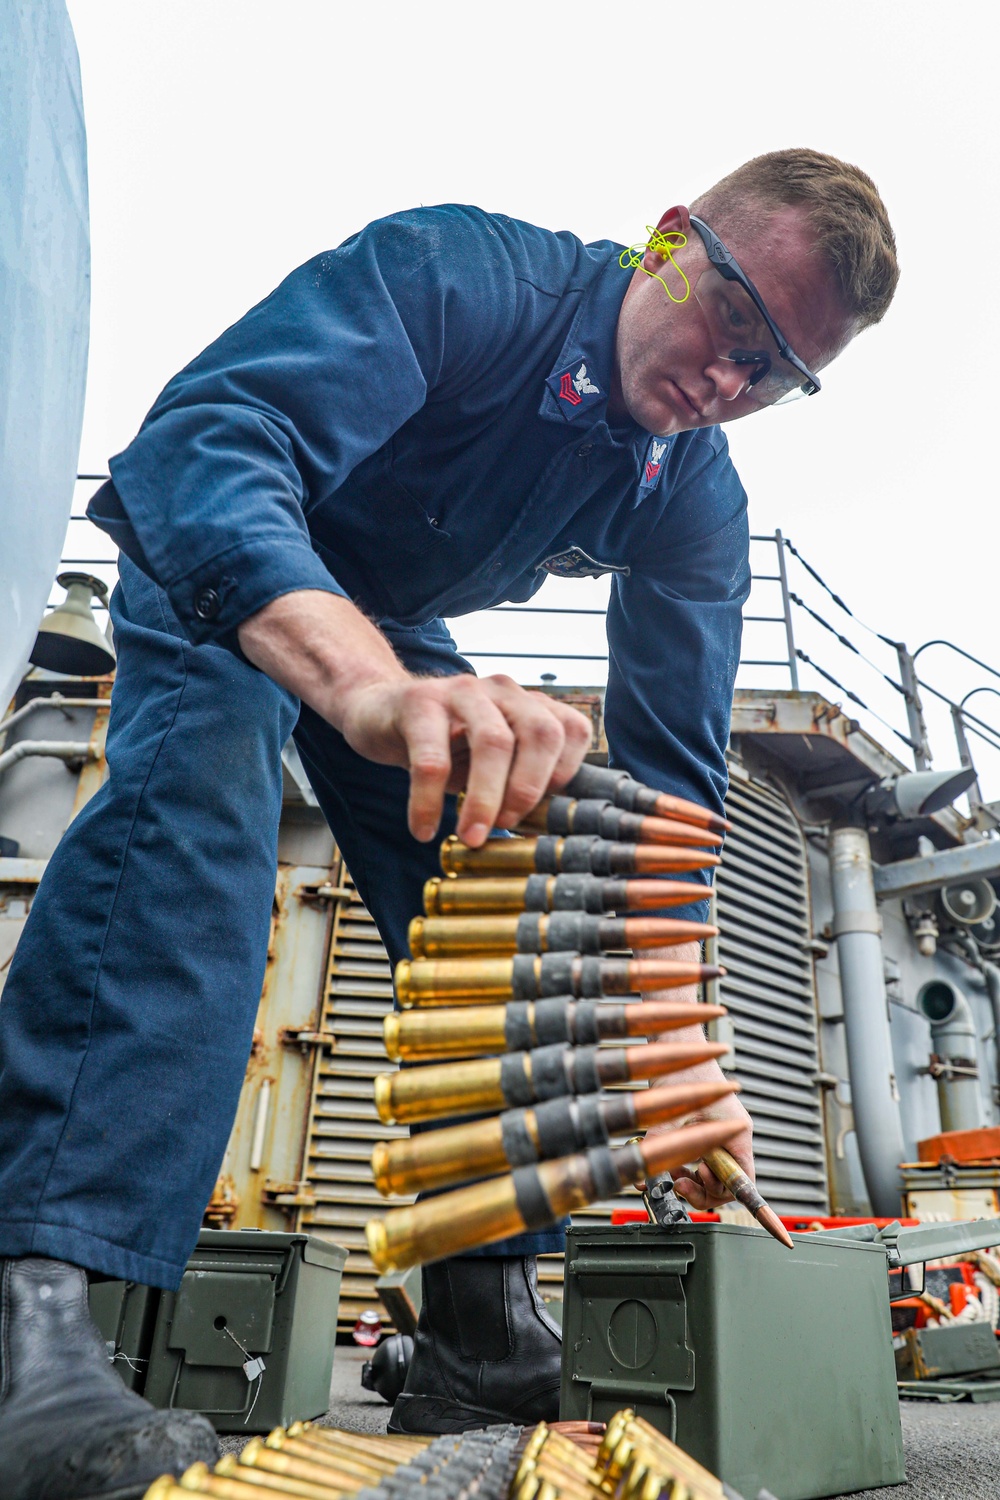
top-left (887, 1216), bottom-right (1000, 1268)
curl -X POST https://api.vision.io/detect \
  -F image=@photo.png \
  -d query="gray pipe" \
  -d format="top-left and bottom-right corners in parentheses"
top-left (0, 740), bottom-right (92, 776)
top-left (0, 693), bottom-right (106, 739)
top-left (984, 963), bottom-right (1000, 1099)
top-left (917, 979), bottom-right (984, 1134)
top-left (946, 935), bottom-right (1000, 1105)
top-left (829, 823), bottom-right (907, 1215)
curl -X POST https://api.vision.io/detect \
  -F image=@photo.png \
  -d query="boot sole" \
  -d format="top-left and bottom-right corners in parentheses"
top-left (389, 1388), bottom-right (558, 1434)
top-left (389, 1391), bottom-right (508, 1433)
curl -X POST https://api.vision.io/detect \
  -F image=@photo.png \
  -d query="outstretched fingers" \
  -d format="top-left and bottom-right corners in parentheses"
top-left (450, 682), bottom-right (519, 846)
top-left (395, 675), bottom-right (593, 846)
top-left (490, 681), bottom-right (592, 828)
top-left (400, 695), bottom-right (455, 843)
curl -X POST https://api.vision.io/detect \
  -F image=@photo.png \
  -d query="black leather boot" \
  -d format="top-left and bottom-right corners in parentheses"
top-left (388, 1254), bottom-right (562, 1434)
top-left (0, 1257), bottom-right (219, 1500)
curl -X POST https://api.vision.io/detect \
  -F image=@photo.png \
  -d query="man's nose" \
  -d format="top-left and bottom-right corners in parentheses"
top-left (705, 358), bottom-right (750, 403)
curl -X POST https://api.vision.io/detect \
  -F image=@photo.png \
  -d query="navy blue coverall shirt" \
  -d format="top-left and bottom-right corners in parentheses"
top-left (0, 205), bottom-right (749, 1287)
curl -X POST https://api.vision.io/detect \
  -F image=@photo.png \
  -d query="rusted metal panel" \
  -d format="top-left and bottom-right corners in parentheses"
top-left (205, 862), bottom-right (335, 1232)
top-left (68, 681), bottom-right (111, 818)
top-left (0, 854), bottom-right (47, 1001)
top-left (535, 686), bottom-right (608, 757)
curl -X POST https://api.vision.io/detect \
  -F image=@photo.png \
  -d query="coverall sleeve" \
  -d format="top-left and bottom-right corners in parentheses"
top-left (604, 433), bottom-right (750, 915)
top-left (90, 208), bottom-right (517, 647)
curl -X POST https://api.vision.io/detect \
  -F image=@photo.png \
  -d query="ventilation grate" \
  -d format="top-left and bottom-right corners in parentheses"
top-left (715, 774), bottom-right (827, 1214)
top-left (297, 866), bottom-right (415, 1329)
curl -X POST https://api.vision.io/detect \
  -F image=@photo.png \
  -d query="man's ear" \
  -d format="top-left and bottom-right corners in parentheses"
top-left (643, 205), bottom-right (692, 272)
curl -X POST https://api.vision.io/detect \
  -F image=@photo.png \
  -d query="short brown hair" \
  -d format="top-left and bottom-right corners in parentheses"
top-left (692, 148), bottom-right (898, 332)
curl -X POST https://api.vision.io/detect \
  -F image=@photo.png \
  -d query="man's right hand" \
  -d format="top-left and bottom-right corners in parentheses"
top-left (237, 588), bottom-right (593, 846)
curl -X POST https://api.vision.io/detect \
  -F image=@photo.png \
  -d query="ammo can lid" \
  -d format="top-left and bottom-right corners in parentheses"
top-left (196, 1228), bottom-right (348, 1271)
top-left (565, 1221), bottom-right (889, 1253)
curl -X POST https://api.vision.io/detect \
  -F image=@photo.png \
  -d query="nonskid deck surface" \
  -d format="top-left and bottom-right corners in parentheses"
top-left (224, 1347), bottom-right (1000, 1499)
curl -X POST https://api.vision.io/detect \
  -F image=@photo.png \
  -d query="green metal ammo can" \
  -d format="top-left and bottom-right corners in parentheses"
top-left (560, 1221), bottom-right (904, 1500)
top-left (93, 1229), bottom-right (347, 1433)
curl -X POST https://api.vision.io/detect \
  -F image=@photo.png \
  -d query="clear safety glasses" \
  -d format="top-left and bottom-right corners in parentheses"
top-left (688, 216), bottom-right (822, 407)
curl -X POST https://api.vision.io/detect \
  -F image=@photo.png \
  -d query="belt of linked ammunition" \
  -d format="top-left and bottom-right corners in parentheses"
top-left (141, 1411), bottom-right (769, 1500)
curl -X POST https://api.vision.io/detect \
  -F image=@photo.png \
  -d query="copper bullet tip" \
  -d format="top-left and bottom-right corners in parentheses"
top-left (632, 1077), bottom-right (741, 1126)
top-left (626, 960), bottom-right (725, 989)
top-left (651, 791), bottom-right (732, 834)
top-left (621, 879), bottom-right (714, 909)
top-left (639, 816), bottom-right (724, 849)
top-left (757, 1202), bottom-right (795, 1250)
top-left (622, 918), bottom-right (718, 947)
top-left (632, 846), bottom-right (721, 873)
top-left (639, 1117), bottom-right (742, 1178)
top-left (624, 1040), bottom-right (729, 1079)
top-left (625, 1000), bottom-right (727, 1033)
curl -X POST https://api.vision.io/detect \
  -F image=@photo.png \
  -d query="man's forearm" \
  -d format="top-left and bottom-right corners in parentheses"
top-left (234, 587), bottom-right (593, 846)
top-left (237, 589), bottom-right (408, 730)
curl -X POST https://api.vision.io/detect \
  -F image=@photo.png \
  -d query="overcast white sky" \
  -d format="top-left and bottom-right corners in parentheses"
top-left (65, 0), bottom-right (1000, 801)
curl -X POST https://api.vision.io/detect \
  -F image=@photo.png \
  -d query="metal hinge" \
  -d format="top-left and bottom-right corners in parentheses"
top-left (296, 882), bottom-right (352, 906)
top-left (261, 1179), bottom-right (318, 1209)
top-left (279, 1027), bottom-right (336, 1052)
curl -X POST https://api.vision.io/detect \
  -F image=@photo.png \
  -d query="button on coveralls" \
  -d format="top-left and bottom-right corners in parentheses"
top-left (0, 206), bottom-right (749, 1286)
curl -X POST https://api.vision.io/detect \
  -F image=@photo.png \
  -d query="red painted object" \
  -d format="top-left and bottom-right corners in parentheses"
top-left (610, 1208), bottom-right (921, 1231)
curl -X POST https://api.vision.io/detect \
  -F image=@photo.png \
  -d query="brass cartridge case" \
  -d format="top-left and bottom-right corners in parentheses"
top-left (519, 1424), bottom-right (550, 1466)
top-left (366, 1116), bottom-right (740, 1270)
top-left (368, 1169), bottom-right (527, 1270)
top-left (267, 1432), bottom-right (396, 1476)
top-left (239, 1439), bottom-right (366, 1492)
top-left (439, 834), bottom-right (719, 879)
top-left (384, 1005), bottom-right (507, 1061)
top-left (515, 1455), bottom-right (603, 1497)
top-left (561, 763), bottom-right (730, 833)
top-left (283, 1422), bottom-right (425, 1458)
top-left (214, 1454), bottom-right (347, 1498)
top-left (372, 1114), bottom-right (508, 1194)
top-left (374, 1054), bottom-right (504, 1124)
top-left (155, 1480), bottom-right (274, 1500)
top-left (598, 1413), bottom-right (723, 1498)
top-left (374, 1038), bottom-right (728, 1126)
top-left (409, 913), bottom-right (522, 956)
top-left (144, 1482), bottom-right (188, 1500)
top-left (526, 1427), bottom-right (602, 1480)
top-left (371, 1075), bottom-right (739, 1195)
top-left (395, 955), bottom-right (512, 1005)
top-left (384, 997), bottom-right (728, 1063)
top-left (518, 796), bottom-right (722, 848)
top-left (610, 1437), bottom-right (722, 1500)
top-left (407, 912), bottom-right (715, 960)
top-left (395, 954), bottom-right (722, 1007)
top-left (512, 1477), bottom-right (561, 1500)
top-left (286, 1423), bottom-right (428, 1459)
top-left (177, 1461), bottom-right (333, 1500)
top-left (702, 1145), bottom-right (794, 1249)
top-left (423, 873), bottom-right (711, 917)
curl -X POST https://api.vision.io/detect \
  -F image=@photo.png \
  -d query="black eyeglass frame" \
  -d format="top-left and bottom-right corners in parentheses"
top-left (688, 215), bottom-right (822, 399)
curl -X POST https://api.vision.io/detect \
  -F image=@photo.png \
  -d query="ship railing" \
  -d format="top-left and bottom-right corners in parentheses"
top-left (32, 481), bottom-right (1000, 816)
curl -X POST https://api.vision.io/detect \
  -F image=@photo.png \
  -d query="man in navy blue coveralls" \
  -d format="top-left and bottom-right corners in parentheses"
top-left (0, 150), bottom-right (898, 1483)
